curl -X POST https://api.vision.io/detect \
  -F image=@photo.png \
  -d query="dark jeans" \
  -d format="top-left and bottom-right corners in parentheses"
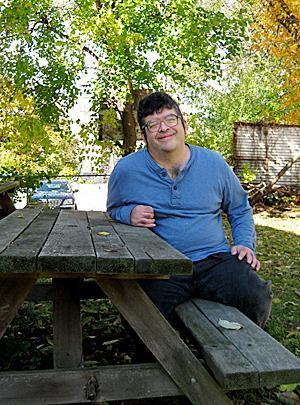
top-left (139, 252), bottom-right (272, 328)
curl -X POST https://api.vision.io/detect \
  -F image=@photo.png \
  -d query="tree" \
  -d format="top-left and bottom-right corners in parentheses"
top-left (0, 0), bottom-right (249, 171)
top-left (186, 57), bottom-right (286, 160)
top-left (0, 78), bottom-right (80, 188)
top-left (251, 0), bottom-right (300, 123)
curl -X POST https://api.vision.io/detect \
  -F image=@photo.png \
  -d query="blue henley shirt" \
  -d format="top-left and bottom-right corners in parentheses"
top-left (107, 145), bottom-right (256, 262)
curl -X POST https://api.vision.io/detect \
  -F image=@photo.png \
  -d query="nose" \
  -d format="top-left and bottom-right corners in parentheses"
top-left (159, 121), bottom-right (169, 131)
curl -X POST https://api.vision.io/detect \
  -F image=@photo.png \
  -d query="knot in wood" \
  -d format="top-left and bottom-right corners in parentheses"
top-left (85, 376), bottom-right (99, 401)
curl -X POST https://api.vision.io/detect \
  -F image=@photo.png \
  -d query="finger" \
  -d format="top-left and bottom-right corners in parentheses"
top-left (142, 205), bottom-right (154, 213)
top-left (231, 246), bottom-right (238, 255)
top-left (138, 218), bottom-right (156, 227)
top-left (246, 250), bottom-right (253, 264)
top-left (143, 211), bottom-right (154, 219)
top-left (251, 258), bottom-right (260, 271)
top-left (238, 249), bottom-right (247, 261)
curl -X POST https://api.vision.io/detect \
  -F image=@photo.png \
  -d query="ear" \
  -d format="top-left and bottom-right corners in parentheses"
top-left (141, 130), bottom-right (147, 144)
top-left (182, 118), bottom-right (188, 134)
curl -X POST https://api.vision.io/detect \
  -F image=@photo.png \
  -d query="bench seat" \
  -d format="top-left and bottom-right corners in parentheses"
top-left (175, 298), bottom-right (300, 391)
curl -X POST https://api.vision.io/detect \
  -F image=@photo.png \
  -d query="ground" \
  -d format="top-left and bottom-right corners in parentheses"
top-left (254, 207), bottom-right (300, 236)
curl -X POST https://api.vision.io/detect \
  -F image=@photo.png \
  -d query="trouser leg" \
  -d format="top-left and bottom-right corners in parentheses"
top-left (192, 253), bottom-right (273, 328)
top-left (138, 276), bottom-right (193, 321)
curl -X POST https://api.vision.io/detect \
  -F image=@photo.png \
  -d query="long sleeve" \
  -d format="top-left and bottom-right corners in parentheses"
top-left (220, 158), bottom-right (256, 251)
top-left (106, 163), bottom-right (136, 225)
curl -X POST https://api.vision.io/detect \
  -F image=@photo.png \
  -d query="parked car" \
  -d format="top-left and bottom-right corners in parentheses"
top-left (31, 180), bottom-right (77, 209)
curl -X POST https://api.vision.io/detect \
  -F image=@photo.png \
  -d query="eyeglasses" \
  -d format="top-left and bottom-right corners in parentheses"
top-left (142, 114), bottom-right (180, 133)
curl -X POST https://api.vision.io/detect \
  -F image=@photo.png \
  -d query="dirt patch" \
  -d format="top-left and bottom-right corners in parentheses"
top-left (254, 207), bottom-right (300, 235)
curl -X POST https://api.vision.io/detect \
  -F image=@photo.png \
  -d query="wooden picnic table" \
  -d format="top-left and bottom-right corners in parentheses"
top-left (0, 207), bottom-right (232, 404)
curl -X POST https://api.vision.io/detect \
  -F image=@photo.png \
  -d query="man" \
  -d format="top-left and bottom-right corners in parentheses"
top-left (107, 91), bottom-right (272, 327)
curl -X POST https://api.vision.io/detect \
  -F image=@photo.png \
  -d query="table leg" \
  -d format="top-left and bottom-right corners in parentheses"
top-left (53, 278), bottom-right (83, 368)
top-left (0, 277), bottom-right (37, 339)
top-left (96, 277), bottom-right (231, 405)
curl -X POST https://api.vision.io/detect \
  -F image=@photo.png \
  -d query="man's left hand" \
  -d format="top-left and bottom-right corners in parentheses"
top-left (231, 245), bottom-right (260, 271)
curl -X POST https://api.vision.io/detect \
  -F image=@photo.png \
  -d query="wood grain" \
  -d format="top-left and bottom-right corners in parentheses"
top-left (96, 277), bottom-right (231, 405)
top-left (0, 277), bottom-right (37, 338)
top-left (0, 207), bottom-right (43, 256)
top-left (0, 209), bottom-right (58, 273)
top-left (177, 298), bottom-right (300, 389)
top-left (38, 210), bottom-right (96, 273)
top-left (53, 279), bottom-right (83, 368)
top-left (176, 300), bottom-right (259, 390)
top-left (0, 363), bottom-right (183, 404)
top-left (110, 221), bottom-right (192, 275)
top-left (87, 211), bottom-right (134, 274)
top-left (193, 299), bottom-right (300, 387)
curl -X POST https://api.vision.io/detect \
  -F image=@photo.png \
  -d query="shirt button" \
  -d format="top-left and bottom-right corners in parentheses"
top-left (173, 186), bottom-right (177, 190)
top-left (162, 172), bottom-right (167, 177)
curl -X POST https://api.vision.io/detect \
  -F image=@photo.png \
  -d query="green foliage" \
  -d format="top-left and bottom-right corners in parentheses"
top-left (0, 0), bottom-right (250, 173)
top-left (186, 57), bottom-right (287, 159)
top-left (240, 163), bottom-right (257, 184)
top-left (0, 79), bottom-right (81, 188)
top-left (0, 302), bottom-right (53, 371)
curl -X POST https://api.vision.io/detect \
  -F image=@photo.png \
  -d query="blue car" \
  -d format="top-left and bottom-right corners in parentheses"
top-left (31, 180), bottom-right (77, 209)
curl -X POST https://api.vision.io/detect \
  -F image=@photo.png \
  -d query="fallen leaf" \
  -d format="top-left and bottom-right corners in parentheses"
top-left (123, 354), bottom-right (132, 363)
top-left (272, 298), bottom-right (282, 304)
top-left (17, 214), bottom-right (24, 218)
top-left (218, 319), bottom-right (243, 330)
top-left (103, 339), bottom-right (121, 346)
top-left (283, 301), bottom-right (298, 307)
top-left (286, 331), bottom-right (300, 338)
top-left (97, 231), bottom-right (110, 236)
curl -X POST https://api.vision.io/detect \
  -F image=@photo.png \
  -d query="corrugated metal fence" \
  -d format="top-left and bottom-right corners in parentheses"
top-left (233, 122), bottom-right (300, 187)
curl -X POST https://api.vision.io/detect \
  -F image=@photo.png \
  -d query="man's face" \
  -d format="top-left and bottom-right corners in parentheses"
top-left (142, 107), bottom-right (186, 156)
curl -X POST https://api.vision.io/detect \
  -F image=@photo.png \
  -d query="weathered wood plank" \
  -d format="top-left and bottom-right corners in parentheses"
top-left (0, 207), bottom-right (43, 255)
top-left (0, 181), bottom-right (19, 194)
top-left (87, 211), bottom-right (134, 274)
top-left (193, 299), bottom-right (300, 387)
top-left (53, 278), bottom-right (83, 368)
top-left (96, 277), bottom-right (231, 405)
top-left (110, 221), bottom-right (192, 275)
top-left (0, 209), bottom-right (59, 273)
top-left (0, 363), bottom-right (182, 404)
top-left (0, 277), bottom-right (37, 338)
top-left (38, 210), bottom-right (96, 273)
top-left (175, 300), bottom-right (259, 390)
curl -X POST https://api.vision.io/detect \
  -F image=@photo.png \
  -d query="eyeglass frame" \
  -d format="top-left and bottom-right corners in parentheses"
top-left (142, 113), bottom-right (182, 133)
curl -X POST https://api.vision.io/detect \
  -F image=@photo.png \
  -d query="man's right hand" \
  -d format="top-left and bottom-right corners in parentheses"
top-left (130, 205), bottom-right (156, 228)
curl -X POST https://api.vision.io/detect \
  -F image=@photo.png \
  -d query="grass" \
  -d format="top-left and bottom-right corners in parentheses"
top-left (0, 210), bottom-right (299, 404)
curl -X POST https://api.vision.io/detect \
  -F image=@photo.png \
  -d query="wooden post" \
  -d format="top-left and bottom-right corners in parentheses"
top-left (97, 277), bottom-right (232, 405)
top-left (53, 278), bottom-right (83, 368)
top-left (0, 277), bottom-right (36, 339)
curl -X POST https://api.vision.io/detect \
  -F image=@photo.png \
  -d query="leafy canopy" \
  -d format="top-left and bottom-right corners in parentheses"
top-left (0, 0), bottom-right (249, 177)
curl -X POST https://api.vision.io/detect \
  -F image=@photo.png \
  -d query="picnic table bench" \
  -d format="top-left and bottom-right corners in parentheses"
top-left (0, 206), bottom-right (299, 404)
top-left (0, 181), bottom-right (19, 219)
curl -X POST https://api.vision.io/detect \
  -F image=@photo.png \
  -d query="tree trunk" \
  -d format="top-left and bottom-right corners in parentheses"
top-left (121, 88), bottom-right (152, 156)
top-left (121, 102), bottom-right (137, 156)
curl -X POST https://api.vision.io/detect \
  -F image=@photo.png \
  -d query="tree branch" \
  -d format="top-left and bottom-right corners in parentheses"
top-left (268, 0), bottom-right (300, 44)
top-left (249, 155), bottom-right (300, 205)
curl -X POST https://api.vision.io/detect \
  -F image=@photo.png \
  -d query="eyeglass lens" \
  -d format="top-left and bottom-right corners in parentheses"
top-left (147, 114), bottom-right (178, 132)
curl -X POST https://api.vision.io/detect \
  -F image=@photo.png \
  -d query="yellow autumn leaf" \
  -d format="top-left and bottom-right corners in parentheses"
top-left (97, 231), bottom-right (110, 236)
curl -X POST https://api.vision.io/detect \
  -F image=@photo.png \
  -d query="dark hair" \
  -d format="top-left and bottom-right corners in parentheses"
top-left (137, 91), bottom-right (183, 131)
